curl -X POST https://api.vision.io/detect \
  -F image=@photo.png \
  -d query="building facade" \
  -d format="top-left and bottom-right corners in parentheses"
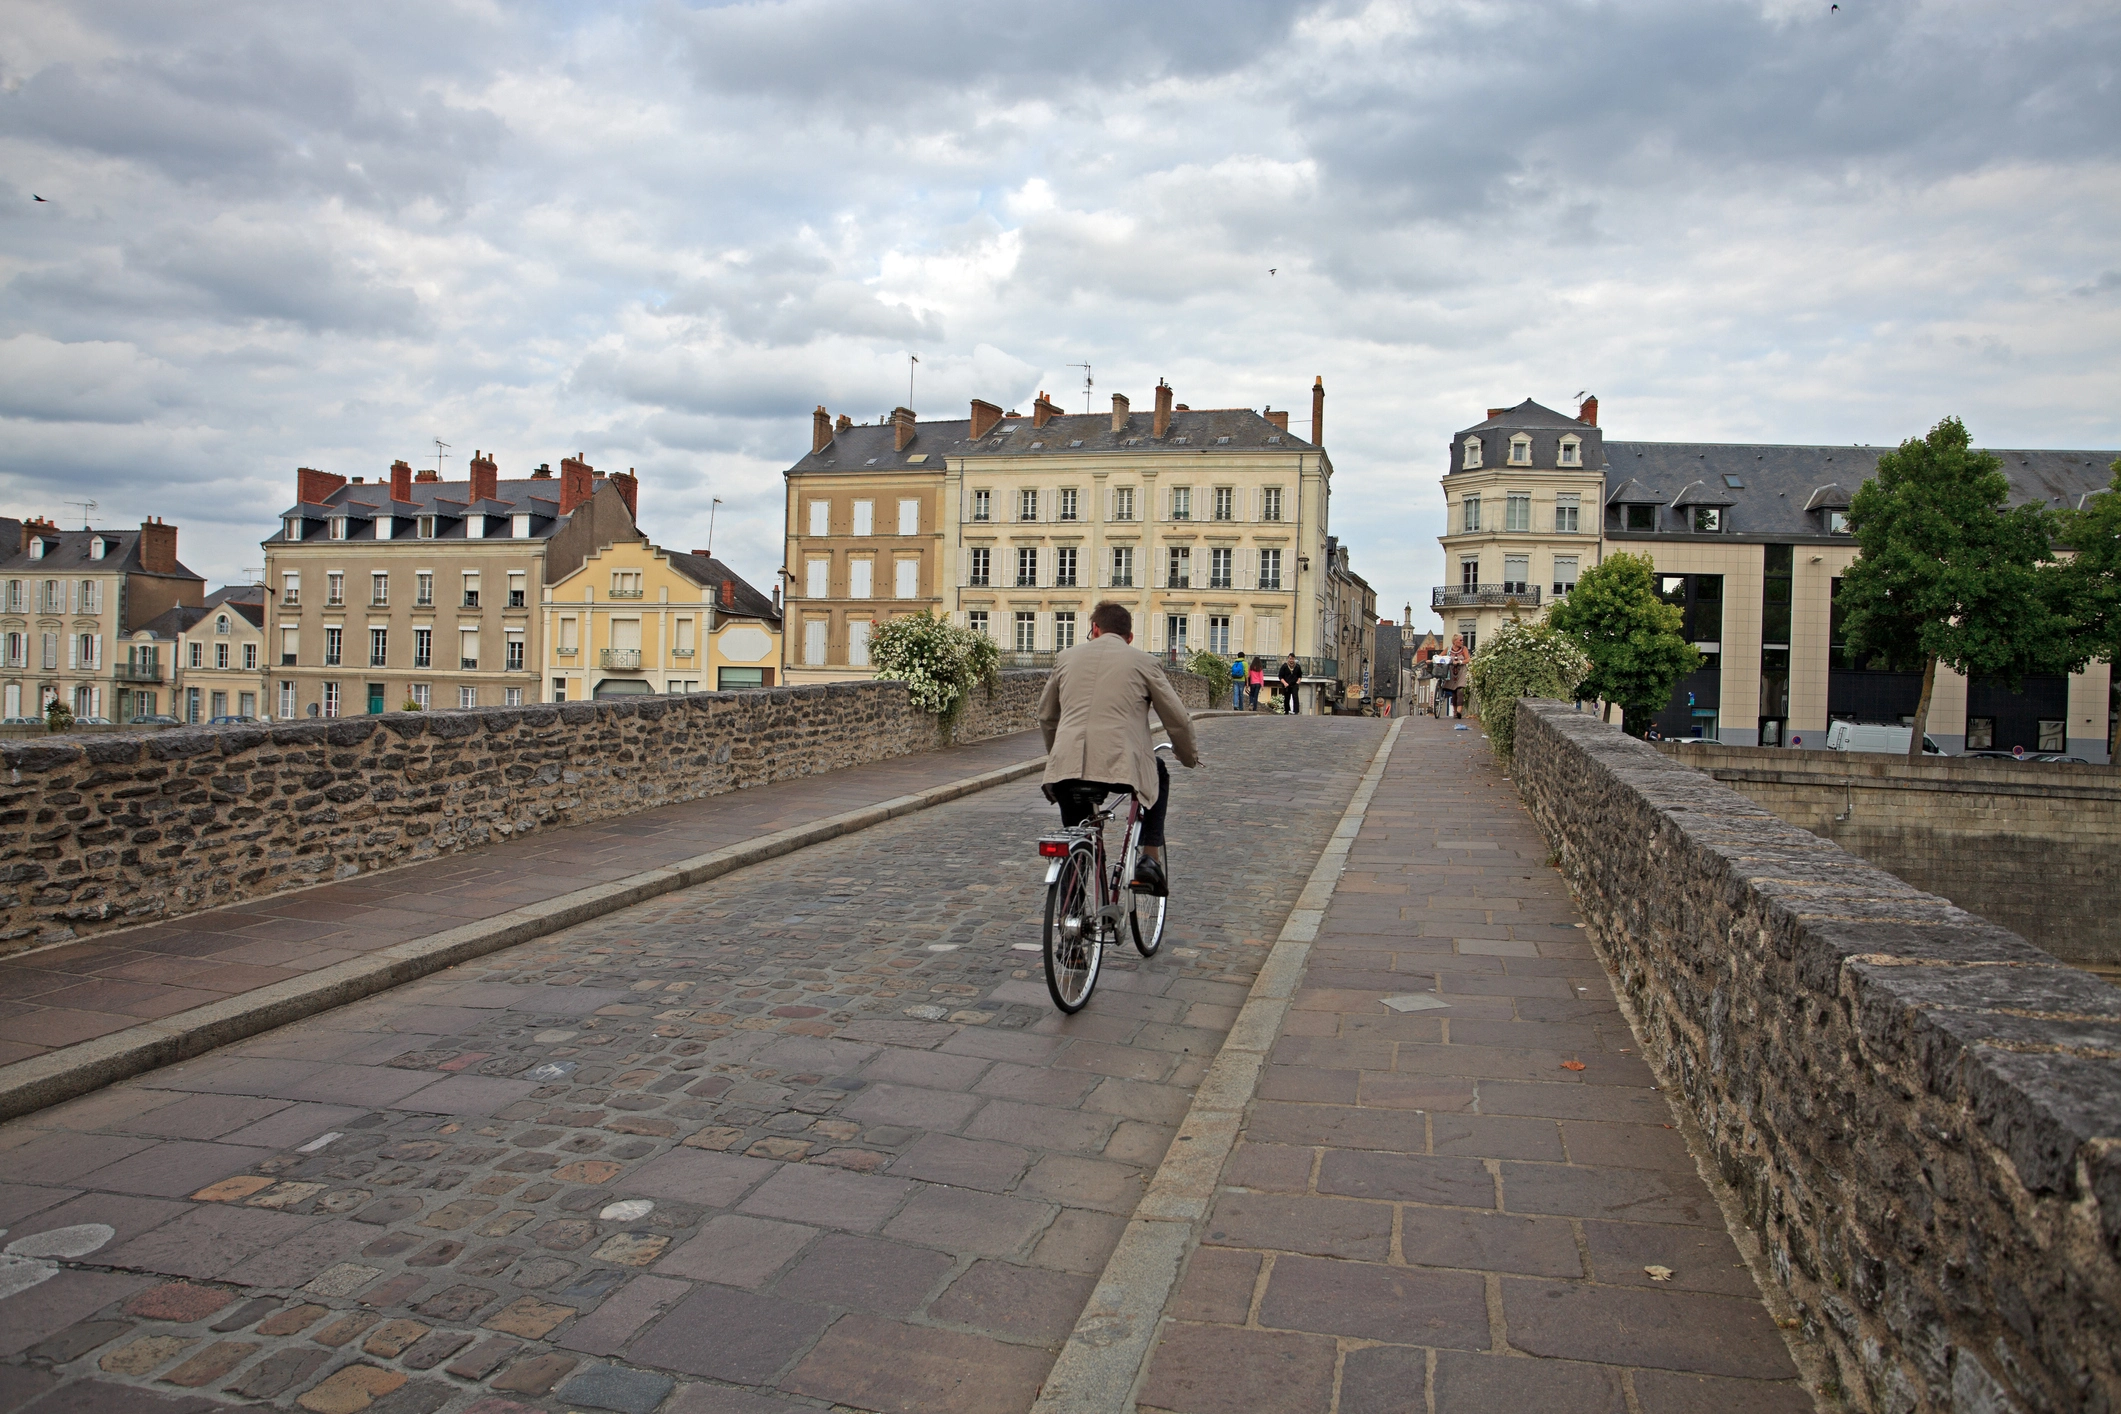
top-left (137, 585), bottom-right (270, 722)
top-left (783, 379), bottom-right (1347, 683)
top-left (1433, 399), bottom-right (2118, 759)
top-left (0, 517), bottom-right (205, 722)
top-left (1325, 535), bottom-right (1377, 700)
top-left (543, 539), bottom-right (781, 701)
top-left (262, 455), bottom-right (639, 717)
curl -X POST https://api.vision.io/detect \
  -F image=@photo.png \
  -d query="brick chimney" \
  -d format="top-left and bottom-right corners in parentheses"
top-left (719, 578), bottom-right (734, 608)
top-left (390, 459), bottom-right (414, 502)
top-left (891, 406), bottom-right (918, 452)
top-left (1486, 408), bottom-right (1506, 420)
top-left (137, 517), bottom-right (177, 574)
top-left (469, 449), bottom-right (498, 504)
top-left (531, 462), bottom-right (553, 479)
top-left (296, 466), bottom-right (346, 506)
top-left (21, 517), bottom-right (55, 556)
top-left (1577, 394), bottom-right (1598, 427)
top-left (812, 406), bottom-right (833, 454)
top-left (1153, 380), bottom-right (1173, 439)
top-left (836, 413), bottom-right (853, 433)
top-left (970, 399), bottom-right (1003, 439)
top-left (1110, 393), bottom-right (1130, 434)
top-left (609, 468), bottom-right (640, 521)
top-left (414, 462), bottom-right (440, 482)
top-left (1265, 408), bottom-right (1289, 432)
top-left (559, 455), bottom-right (595, 515)
top-left (1032, 392), bottom-right (1061, 429)
top-left (1311, 376), bottom-right (1325, 447)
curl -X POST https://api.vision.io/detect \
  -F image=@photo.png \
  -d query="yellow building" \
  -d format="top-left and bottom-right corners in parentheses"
top-left (543, 538), bottom-right (782, 701)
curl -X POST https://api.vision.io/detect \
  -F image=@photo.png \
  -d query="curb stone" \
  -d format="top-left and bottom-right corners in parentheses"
top-left (1031, 716), bottom-right (1404, 1413)
top-left (0, 754), bottom-right (1049, 1124)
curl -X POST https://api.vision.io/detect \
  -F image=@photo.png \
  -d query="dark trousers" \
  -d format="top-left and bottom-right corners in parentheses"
top-left (1281, 681), bottom-right (1300, 713)
top-left (1247, 682), bottom-right (1261, 710)
top-left (1052, 757), bottom-right (1170, 846)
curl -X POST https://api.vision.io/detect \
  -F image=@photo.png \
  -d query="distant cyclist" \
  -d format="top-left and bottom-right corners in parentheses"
top-left (1037, 601), bottom-right (1199, 895)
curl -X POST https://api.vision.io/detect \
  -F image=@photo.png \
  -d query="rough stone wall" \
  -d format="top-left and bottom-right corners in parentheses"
top-left (1517, 700), bottom-right (2121, 1414)
top-left (0, 672), bottom-right (1051, 954)
top-left (1658, 743), bottom-right (2121, 971)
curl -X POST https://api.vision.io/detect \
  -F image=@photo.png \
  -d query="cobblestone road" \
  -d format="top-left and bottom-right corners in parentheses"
top-left (0, 714), bottom-right (1384, 1414)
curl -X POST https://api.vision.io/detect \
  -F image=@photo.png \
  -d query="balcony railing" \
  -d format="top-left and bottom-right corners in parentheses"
top-left (113, 661), bottom-right (163, 683)
top-left (1432, 584), bottom-right (1543, 610)
top-left (600, 648), bottom-right (643, 669)
top-left (608, 588), bottom-right (644, 599)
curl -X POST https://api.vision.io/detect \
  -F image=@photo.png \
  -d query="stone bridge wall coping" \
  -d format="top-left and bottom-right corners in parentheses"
top-left (1515, 699), bottom-right (2121, 1414)
top-left (0, 668), bottom-right (1212, 954)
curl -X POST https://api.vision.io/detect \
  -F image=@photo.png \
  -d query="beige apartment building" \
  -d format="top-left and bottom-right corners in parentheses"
top-left (783, 379), bottom-right (1345, 684)
top-left (262, 453), bottom-right (640, 717)
top-left (1434, 399), bottom-right (2117, 758)
top-left (0, 517), bottom-right (205, 723)
top-left (136, 585), bottom-right (270, 722)
top-left (543, 537), bottom-right (782, 701)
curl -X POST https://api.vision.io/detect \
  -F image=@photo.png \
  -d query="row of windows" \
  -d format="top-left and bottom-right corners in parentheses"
top-left (277, 681), bottom-right (524, 716)
top-left (967, 485), bottom-right (1284, 524)
top-left (1457, 494), bottom-right (1583, 534)
top-left (2, 632), bottom-right (104, 671)
top-left (1457, 554), bottom-right (1582, 598)
top-left (1611, 504), bottom-right (1852, 535)
top-left (961, 546), bottom-right (1284, 591)
top-left (2, 580), bottom-right (105, 614)
top-left (291, 626), bottom-right (526, 672)
top-left (1462, 433), bottom-right (1584, 470)
top-left (804, 499), bottom-right (924, 538)
top-left (279, 570), bottom-right (528, 609)
top-left (801, 556), bottom-right (926, 600)
top-left (285, 514), bottom-right (534, 542)
top-left (22, 538), bottom-right (114, 562)
top-left (550, 616), bottom-right (701, 657)
top-left (186, 641), bottom-right (259, 670)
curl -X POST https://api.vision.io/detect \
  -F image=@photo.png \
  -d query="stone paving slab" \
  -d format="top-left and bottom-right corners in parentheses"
top-left (1129, 716), bottom-right (1823, 1414)
top-left (0, 713), bottom-right (1382, 1412)
top-left (0, 730), bottom-right (1046, 1070)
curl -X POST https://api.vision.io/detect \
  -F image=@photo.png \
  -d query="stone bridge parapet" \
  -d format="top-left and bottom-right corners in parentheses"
top-left (1516, 699), bottom-right (2121, 1414)
top-left (0, 668), bottom-right (1212, 955)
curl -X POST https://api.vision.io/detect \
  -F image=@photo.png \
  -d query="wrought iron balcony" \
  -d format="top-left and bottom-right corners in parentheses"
top-left (600, 648), bottom-right (643, 669)
top-left (1432, 584), bottom-right (1542, 610)
top-left (113, 660), bottom-right (163, 683)
top-left (607, 589), bottom-right (644, 599)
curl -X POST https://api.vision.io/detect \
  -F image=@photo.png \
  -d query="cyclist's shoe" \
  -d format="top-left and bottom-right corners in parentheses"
top-left (1130, 855), bottom-right (1168, 897)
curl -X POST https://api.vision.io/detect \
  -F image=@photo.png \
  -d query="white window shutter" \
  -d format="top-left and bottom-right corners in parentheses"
top-left (1234, 614), bottom-right (1245, 651)
top-left (1037, 612), bottom-right (1051, 650)
top-left (1150, 615), bottom-right (1162, 652)
top-left (91, 634), bottom-right (101, 669)
top-left (67, 633), bottom-right (77, 668)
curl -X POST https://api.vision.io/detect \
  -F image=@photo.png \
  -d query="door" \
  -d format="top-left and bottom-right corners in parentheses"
top-left (367, 683), bottom-right (384, 714)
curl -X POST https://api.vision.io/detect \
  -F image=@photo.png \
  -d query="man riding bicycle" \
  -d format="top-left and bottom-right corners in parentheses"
top-left (1037, 601), bottom-right (1199, 896)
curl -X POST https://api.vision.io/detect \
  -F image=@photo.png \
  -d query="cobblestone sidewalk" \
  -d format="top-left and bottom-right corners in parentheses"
top-left (0, 714), bottom-right (1385, 1413)
top-left (1131, 715), bottom-right (1818, 1414)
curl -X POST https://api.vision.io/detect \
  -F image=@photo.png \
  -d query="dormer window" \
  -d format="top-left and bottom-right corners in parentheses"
top-left (216, 615), bottom-right (230, 635)
top-left (1558, 436), bottom-right (1581, 467)
top-left (1692, 507), bottom-right (1723, 533)
top-left (1508, 434), bottom-right (1532, 466)
top-left (330, 517), bottom-right (348, 541)
top-left (1461, 437), bottom-right (1482, 470)
top-left (89, 538), bottom-right (106, 560)
top-left (28, 539), bottom-right (43, 561)
top-left (418, 515), bottom-right (436, 539)
top-left (284, 517), bottom-right (302, 542)
top-left (1828, 511), bottom-right (1851, 535)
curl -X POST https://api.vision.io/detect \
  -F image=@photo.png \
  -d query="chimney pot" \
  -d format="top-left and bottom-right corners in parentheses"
top-left (1266, 409), bottom-right (1289, 431)
top-left (719, 578), bottom-right (734, 607)
top-left (812, 406), bottom-right (833, 454)
top-left (559, 456), bottom-right (595, 515)
top-left (609, 469), bottom-right (639, 521)
top-left (891, 406), bottom-right (918, 452)
top-left (469, 450), bottom-right (498, 504)
top-left (970, 399), bottom-right (1003, 440)
top-left (1032, 391), bottom-right (1061, 429)
top-left (390, 459), bottom-right (414, 502)
top-left (1110, 393), bottom-right (1130, 434)
top-left (136, 518), bottom-right (178, 575)
top-left (1578, 395), bottom-right (1599, 427)
top-left (1311, 375), bottom-right (1325, 447)
top-left (1153, 382), bottom-right (1173, 439)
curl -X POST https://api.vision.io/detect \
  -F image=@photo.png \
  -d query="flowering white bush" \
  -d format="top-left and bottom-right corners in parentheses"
top-left (1465, 618), bottom-right (1590, 763)
top-left (871, 612), bottom-right (1002, 719)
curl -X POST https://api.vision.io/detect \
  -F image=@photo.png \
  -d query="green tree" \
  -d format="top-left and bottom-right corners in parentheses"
top-left (1547, 552), bottom-right (1700, 737)
top-left (1465, 618), bottom-right (1591, 763)
top-left (1835, 417), bottom-right (2076, 760)
top-left (2055, 457), bottom-right (2121, 669)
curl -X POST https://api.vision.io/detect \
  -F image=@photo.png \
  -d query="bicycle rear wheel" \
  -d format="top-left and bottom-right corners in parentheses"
top-left (1044, 847), bottom-right (1102, 1012)
top-left (1130, 838), bottom-right (1168, 956)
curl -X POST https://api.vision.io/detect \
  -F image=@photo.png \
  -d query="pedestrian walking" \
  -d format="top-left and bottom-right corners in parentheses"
top-left (1229, 655), bottom-right (1247, 711)
top-left (1247, 660), bottom-right (1264, 712)
top-left (1278, 654), bottom-right (1303, 715)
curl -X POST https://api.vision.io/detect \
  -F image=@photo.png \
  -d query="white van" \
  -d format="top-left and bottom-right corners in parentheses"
top-left (1826, 720), bottom-right (1945, 755)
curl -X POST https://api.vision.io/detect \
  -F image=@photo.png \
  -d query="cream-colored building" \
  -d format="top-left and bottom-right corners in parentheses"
top-left (783, 379), bottom-right (1348, 683)
top-left (263, 454), bottom-right (640, 716)
top-left (544, 538), bottom-right (781, 701)
top-left (1, 516), bottom-right (205, 723)
top-left (139, 585), bottom-right (270, 721)
top-left (1434, 399), bottom-right (2117, 758)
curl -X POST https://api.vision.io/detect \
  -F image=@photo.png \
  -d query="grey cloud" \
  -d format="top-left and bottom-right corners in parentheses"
top-left (656, 249), bottom-right (943, 346)
top-left (0, 336), bottom-right (186, 424)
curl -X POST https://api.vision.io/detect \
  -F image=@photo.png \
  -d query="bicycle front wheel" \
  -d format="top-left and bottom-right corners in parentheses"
top-left (1044, 847), bottom-right (1103, 1013)
top-left (1131, 838), bottom-right (1168, 956)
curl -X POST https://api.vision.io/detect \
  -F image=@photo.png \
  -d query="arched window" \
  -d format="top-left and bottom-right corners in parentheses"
top-left (1461, 437), bottom-right (1482, 470)
top-left (216, 615), bottom-right (230, 635)
top-left (1508, 434), bottom-right (1532, 466)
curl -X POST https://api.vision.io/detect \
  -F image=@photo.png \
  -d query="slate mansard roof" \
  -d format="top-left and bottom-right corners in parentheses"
top-left (1602, 442), bottom-right (2116, 540)
top-left (787, 407), bottom-right (1314, 475)
top-left (0, 523), bottom-right (204, 582)
top-left (1448, 400), bottom-right (1606, 475)
top-left (267, 479), bottom-right (567, 543)
top-left (663, 552), bottom-right (782, 625)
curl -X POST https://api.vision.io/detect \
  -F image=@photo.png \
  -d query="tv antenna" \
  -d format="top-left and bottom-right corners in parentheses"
top-left (1066, 363), bottom-right (1093, 412)
top-left (241, 566), bottom-right (263, 585)
top-left (64, 499), bottom-right (98, 529)
top-left (432, 438), bottom-right (451, 479)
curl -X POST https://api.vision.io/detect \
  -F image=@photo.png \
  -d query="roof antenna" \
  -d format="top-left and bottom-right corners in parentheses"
top-left (908, 354), bottom-right (918, 409)
top-left (432, 438), bottom-right (451, 479)
top-left (1067, 363), bottom-right (1094, 413)
top-left (65, 499), bottom-right (98, 529)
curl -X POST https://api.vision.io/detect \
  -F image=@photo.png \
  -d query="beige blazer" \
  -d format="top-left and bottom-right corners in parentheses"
top-left (1038, 632), bottom-right (1199, 807)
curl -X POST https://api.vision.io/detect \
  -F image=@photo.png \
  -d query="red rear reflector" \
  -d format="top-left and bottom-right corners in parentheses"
top-left (1037, 839), bottom-right (1070, 858)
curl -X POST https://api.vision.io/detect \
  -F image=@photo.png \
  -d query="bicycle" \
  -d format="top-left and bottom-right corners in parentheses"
top-left (1036, 743), bottom-right (1175, 1013)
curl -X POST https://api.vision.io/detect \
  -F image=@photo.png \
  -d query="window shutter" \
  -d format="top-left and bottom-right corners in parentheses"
top-left (91, 634), bottom-right (101, 669)
top-left (1233, 614), bottom-right (1245, 651)
top-left (1149, 615), bottom-right (1162, 652)
top-left (1037, 612), bottom-right (1051, 650)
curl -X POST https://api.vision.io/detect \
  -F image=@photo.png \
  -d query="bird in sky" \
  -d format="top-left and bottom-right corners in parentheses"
top-left (1269, 268), bottom-right (1277, 276)
top-left (33, 195), bottom-right (47, 202)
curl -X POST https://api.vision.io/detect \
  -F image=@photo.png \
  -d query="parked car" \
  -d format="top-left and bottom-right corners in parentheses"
top-left (130, 714), bottom-right (183, 726)
top-left (72, 716), bottom-right (115, 725)
top-left (207, 715), bottom-right (265, 725)
top-left (1826, 721), bottom-right (1944, 755)
top-left (0, 716), bottom-right (44, 726)
top-left (1963, 750), bottom-right (2089, 764)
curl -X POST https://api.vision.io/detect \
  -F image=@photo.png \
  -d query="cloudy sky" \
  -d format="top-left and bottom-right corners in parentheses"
top-left (3, 0), bottom-right (2116, 626)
